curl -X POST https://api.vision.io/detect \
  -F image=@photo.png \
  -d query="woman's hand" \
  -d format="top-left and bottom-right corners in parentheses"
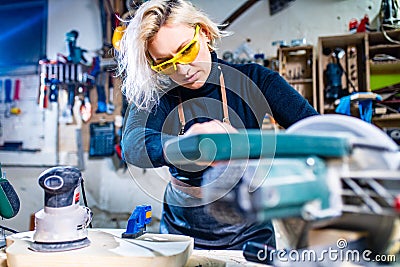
top-left (183, 120), bottom-right (238, 167)
top-left (184, 120), bottom-right (238, 135)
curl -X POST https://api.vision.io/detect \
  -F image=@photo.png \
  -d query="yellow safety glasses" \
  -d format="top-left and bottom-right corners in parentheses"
top-left (149, 25), bottom-right (200, 75)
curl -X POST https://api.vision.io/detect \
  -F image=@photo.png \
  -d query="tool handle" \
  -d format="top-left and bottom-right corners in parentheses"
top-left (107, 74), bottom-right (115, 105)
top-left (0, 80), bottom-right (3, 102)
top-left (13, 79), bottom-right (20, 101)
top-left (40, 84), bottom-right (48, 109)
top-left (96, 85), bottom-right (107, 113)
top-left (4, 79), bottom-right (12, 103)
top-left (38, 166), bottom-right (82, 208)
top-left (109, 85), bottom-right (114, 103)
top-left (0, 175), bottom-right (20, 219)
top-left (114, 12), bottom-right (120, 28)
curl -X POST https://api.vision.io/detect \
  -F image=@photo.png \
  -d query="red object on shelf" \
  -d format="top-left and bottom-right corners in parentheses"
top-left (349, 18), bottom-right (358, 33)
top-left (357, 14), bottom-right (369, 33)
top-left (395, 195), bottom-right (400, 212)
top-left (14, 79), bottom-right (20, 101)
top-left (115, 143), bottom-right (122, 159)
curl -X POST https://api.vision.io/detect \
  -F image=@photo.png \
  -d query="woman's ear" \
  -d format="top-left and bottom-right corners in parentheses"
top-left (200, 27), bottom-right (213, 51)
top-left (201, 27), bottom-right (211, 43)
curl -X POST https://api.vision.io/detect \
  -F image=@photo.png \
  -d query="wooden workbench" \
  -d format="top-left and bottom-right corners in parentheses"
top-left (5, 229), bottom-right (193, 267)
top-left (4, 229), bottom-right (267, 267)
top-left (3, 228), bottom-right (368, 266)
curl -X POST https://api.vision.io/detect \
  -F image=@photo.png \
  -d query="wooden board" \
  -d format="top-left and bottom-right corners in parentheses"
top-left (186, 250), bottom-right (267, 267)
top-left (6, 229), bottom-right (193, 267)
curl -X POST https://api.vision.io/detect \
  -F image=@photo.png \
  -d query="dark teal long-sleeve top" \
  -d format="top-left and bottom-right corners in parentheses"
top-left (122, 52), bottom-right (318, 186)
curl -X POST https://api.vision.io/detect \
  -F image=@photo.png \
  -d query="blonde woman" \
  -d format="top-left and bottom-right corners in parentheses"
top-left (117, 0), bottom-right (318, 250)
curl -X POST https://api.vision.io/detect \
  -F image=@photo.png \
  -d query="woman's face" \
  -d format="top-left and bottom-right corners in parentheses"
top-left (147, 23), bottom-right (212, 90)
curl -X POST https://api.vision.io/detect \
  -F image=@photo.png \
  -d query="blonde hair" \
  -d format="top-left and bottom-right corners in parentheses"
top-left (116, 0), bottom-right (229, 110)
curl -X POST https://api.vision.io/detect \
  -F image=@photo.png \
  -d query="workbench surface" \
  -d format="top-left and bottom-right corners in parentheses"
top-left (3, 229), bottom-right (269, 267)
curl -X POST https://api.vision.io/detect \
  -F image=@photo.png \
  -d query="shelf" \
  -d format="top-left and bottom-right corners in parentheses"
top-left (369, 60), bottom-right (400, 73)
top-left (278, 45), bottom-right (316, 110)
top-left (318, 32), bottom-right (366, 47)
top-left (318, 32), bottom-right (399, 128)
top-left (369, 44), bottom-right (400, 51)
top-left (278, 45), bottom-right (313, 52)
top-left (373, 113), bottom-right (400, 128)
top-left (373, 113), bottom-right (400, 120)
top-left (368, 30), bottom-right (400, 45)
top-left (287, 78), bottom-right (313, 84)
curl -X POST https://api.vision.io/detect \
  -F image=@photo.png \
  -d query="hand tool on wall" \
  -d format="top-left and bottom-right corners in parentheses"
top-left (49, 78), bottom-right (60, 103)
top-left (41, 79), bottom-right (49, 110)
top-left (0, 80), bottom-right (3, 104)
top-left (106, 75), bottom-right (115, 114)
top-left (66, 82), bottom-right (75, 123)
top-left (79, 86), bottom-right (92, 123)
top-left (380, 0), bottom-right (400, 29)
top-left (38, 62), bottom-right (50, 109)
top-left (30, 166), bottom-right (92, 252)
top-left (65, 30), bottom-right (88, 64)
top-left (4, 79), bottom-right (12, 118)
top-left (95, 71), bottom-right (107, 113)
top-left (96, 85), bottom-right (107, 113)
top-left (10, 79), bottom-right (21, 115)
top-left (49, 61), bottom-right (60, 103)
top-left (60, 64), bottom-right (75, 124)
top-left (38, 59), bottom-right (48, 108)
top-left (99, 0), bottom-right (108, 48)
top-left (89, 56), bottom-right (101, 79)
top-left (0, 122), bottom-right (2, 145)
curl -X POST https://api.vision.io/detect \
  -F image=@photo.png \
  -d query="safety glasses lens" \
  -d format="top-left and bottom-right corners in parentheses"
top-left (159, 63), bottom-right (176, 74)
top-left (150, 25), bottom-right (200, 74)
top-left (178, 41), bottom-right (200, 64)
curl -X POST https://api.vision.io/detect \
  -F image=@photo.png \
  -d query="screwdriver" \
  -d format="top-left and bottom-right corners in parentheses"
top-left (4, 79), bottom-right (12, 118)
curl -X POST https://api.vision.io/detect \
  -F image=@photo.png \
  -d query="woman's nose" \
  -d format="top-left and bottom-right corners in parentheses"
top-left (175, 63), bottom-right (190, 75)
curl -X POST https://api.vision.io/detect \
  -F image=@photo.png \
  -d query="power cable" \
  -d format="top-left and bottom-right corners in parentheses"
top-left (380, 0), bottom-right (400, 44)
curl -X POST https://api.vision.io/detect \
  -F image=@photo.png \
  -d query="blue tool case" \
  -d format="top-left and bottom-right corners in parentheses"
top-left (89, 121), bottom-right (115, 157)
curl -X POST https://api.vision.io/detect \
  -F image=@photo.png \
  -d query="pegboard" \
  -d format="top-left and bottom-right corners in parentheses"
top-left (0, 74), bottom-right (58, 166)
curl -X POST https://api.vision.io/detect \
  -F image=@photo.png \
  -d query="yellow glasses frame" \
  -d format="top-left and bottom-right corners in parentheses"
top-left (150, 25), bottom-right (201, 74)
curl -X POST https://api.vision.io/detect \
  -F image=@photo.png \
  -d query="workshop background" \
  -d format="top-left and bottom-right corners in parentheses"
top-left (0, 0), bottom-right (398, 240)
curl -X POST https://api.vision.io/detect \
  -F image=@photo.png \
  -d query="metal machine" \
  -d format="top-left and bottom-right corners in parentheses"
top-left (164, 114), bottom-right (400, 264)
top-left (30, 166), bottom-right (92, 252)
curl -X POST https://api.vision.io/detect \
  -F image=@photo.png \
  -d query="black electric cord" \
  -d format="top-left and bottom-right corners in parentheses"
top-left (80, 179), bottom-right (93, 228)
top-left (381, 25), bottom-right (400, 45)
top-left (0, 225), bottom-right (18, 234)
top-left (380, 0), bottom-right (400, 44)
top-left (332, 54), bottom-right (358, 94)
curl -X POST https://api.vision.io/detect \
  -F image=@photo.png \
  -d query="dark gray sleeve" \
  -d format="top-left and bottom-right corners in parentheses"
top-left (121, 104), bottom-right (175, 168)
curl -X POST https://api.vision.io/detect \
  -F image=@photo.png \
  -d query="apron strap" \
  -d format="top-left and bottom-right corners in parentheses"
top-left (177, 68), bottom-right (230, 135)
top-left (220, 70), bottom-right (230, 125)
top-left (178, 91), bottom-right (186, 135)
